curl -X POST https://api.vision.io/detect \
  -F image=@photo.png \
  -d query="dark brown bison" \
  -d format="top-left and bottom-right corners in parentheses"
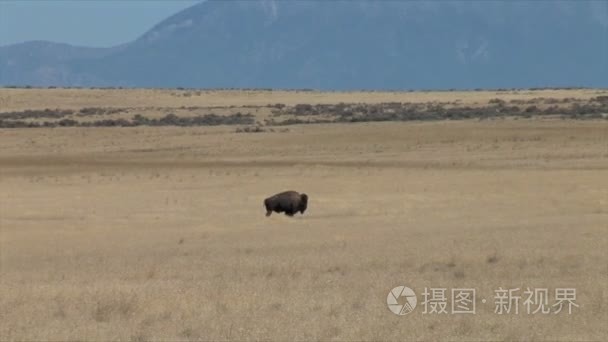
top-left (264, 191), bottom-right (308, 217)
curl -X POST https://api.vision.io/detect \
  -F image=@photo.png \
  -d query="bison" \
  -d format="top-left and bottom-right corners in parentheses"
top-left (264, 191), bottom-right (308, 217)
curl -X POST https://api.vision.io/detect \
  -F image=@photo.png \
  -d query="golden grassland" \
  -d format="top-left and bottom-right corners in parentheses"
top-left (0, 88), bottom-right (607, 341)
top-left (2, 87), bottom-right (606, 111)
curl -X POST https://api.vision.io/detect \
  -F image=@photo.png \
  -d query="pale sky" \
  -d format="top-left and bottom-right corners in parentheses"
top-left (0, 0), bottom-right (201, 47)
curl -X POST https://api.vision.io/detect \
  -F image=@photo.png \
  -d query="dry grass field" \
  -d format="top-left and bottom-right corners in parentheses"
top-left (1, 89), bottom-right (607, 341)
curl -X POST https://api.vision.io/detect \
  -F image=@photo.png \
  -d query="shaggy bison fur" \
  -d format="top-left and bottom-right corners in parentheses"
top-left (264, 191), bottom-right (308, 217)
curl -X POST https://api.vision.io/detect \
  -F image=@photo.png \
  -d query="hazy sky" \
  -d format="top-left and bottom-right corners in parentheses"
top-left (0, 0), bottom-right (201, 47)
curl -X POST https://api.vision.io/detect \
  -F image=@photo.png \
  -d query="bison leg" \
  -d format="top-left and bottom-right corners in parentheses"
top-left (266, 210), bottom-right (272, 217)
top-left (285, 206), bottom-right (297, 216)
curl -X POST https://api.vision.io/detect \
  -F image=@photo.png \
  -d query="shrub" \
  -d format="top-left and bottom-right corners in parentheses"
top-left (525, 105), bottom-right (539, 113)
top-left (79, 107), bottom-right (106, 116)
top-left (293, 104), bottom-right (315, 115)
top-left (489, 98), bottom-right (506, 106)
top-left (235, 125), bottom-right (267, 133)
top-left (592, 96), bottom-right (608, 103)
top-left (57, 119), bottom-right (78, 127)
top-left (0, 108), bottom-right (74, 120)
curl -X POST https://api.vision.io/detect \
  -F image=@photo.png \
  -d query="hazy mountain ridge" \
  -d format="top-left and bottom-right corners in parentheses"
top-left (0, 40), bottom-right (128, 86)
top-left (1, 0), bottom-right (607, 89)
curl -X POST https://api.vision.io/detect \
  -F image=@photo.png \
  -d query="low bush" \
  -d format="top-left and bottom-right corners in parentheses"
top-left (0, 108), bottom-right (74, 120)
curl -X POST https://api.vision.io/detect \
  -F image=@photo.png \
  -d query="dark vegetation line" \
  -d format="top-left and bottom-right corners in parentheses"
top-left (264, 96), bottom-right (608, 125)
top-left (0, 113), bottom-right (255, 128)
top-left (0, 97), bottom-right (606, 128)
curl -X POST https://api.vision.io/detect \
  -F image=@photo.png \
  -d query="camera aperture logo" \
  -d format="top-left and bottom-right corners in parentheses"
top-left (387, 286), bottom-right (417, 315)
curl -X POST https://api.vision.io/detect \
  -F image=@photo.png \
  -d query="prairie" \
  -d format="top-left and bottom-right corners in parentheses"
top-left (0, 88), bottom-right (607, 341)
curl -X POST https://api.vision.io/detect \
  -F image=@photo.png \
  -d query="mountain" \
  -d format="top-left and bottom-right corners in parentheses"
top-left (0, 41), bottom-right (127, 87)
top-left (1, 0), bottom-right (607, 90)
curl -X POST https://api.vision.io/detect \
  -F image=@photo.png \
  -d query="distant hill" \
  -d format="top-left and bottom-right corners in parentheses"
top-left (1, 0), bottom-right (607, 90)
top-left (0, 41), bottom-right (127, 87)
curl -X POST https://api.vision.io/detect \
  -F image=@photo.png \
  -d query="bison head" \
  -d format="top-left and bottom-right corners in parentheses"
top-left (299, 193), bottom-right (308, 213)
